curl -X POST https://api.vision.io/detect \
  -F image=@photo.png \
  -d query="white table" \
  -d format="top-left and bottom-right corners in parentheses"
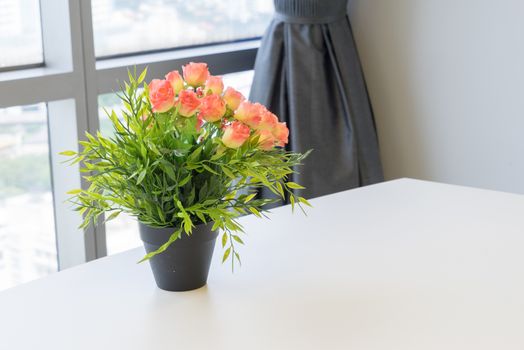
top-left (1, 178), bottom-right (524, 349)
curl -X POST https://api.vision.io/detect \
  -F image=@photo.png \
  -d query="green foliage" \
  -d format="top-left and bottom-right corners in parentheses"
top-left (0, 154), bottom-right (51, 198)
top-left (63, 68), bottom-right (310, 268)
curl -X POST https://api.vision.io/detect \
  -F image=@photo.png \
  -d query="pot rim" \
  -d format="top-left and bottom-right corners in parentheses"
top-left (138, 221), bottom-right (217, 246)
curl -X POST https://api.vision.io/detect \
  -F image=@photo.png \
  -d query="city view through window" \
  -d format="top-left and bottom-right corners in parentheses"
top-left (91, 0), bottom-right (274, 57)
top-left (0, 0), bottom-right (43, 69)
top-left (0, 104), bottom-right (57, 291)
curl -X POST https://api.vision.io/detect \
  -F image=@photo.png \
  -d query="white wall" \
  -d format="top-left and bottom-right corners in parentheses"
top-left (348, 0), bottom-right (524, 194)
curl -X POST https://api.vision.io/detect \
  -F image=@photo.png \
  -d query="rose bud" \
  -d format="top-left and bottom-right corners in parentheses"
top-left (196, 114), bottom-right (204, 132)
top-left (182, 62), bottom-right (210, 87)
top-left (177, 90), bottom-right (201, 117)
top-left (233, 101), bottom-right (263, 128)
top-left (223, 87), bottom-right (245, 110)
top-left (165, 70), bottom-right (184, 95)
top-left (199, 94), bottom-right (226, 122)
top-left (272, 122), bottom-right (289, 147)
top-left (256, 110), bottom-right (278, 131)
top-left (148, 79), bottom-right (175, 113)
top-left (204, 75), bottom-right (224, 95)
top-left (255, 129), bottom-right (276, 151)
top-left (222, 121), bottom-right (250, 149)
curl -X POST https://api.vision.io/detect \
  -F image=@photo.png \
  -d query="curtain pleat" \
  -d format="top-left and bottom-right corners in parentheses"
top-left (250, 0), bottom-right (383, 199)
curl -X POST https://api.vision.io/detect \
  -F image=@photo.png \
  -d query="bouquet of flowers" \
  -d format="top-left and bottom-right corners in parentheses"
top-left (62, 62), bottom-right (310, 269)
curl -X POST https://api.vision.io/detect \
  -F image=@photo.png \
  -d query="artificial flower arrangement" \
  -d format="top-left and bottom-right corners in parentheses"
top-left (62, 62), bottom-right (310, 291)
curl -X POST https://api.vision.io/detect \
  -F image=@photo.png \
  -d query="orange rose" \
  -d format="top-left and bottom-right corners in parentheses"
top-left (233, 101), bottom-right (263, 128)
top-left (165, 70), bottom-right (184, 95)
top-left (199, 94), bottom-right (226, 122)
top-left (182, 62), bottom-right (210, 87)
top-left (177, 90), bottom-right (201, 117)
top-left (256, 109), bottom-right (278, 131)
top-left (204, 76), bottom-right (224, 95)
top-left (148, 79), bottom-right (175, 113)
top-left (255, 129), bottom-right (276, 151)
top-left (272, 122), bottom-right (289, 147)
top-left (223, 87), bottom-right (245, 110)
top-left (222, 121), bottom-right (250, 149)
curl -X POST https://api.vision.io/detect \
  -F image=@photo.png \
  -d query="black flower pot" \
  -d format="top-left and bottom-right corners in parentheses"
top-left (139, 222), bottom-right (218, 292)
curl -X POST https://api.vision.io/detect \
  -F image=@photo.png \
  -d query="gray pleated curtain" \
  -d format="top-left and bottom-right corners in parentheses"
top-left (250, 0), bottom-right (384, 199)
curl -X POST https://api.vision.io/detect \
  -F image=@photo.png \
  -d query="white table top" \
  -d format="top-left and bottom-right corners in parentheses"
top-left (1, 178), bottom-right (524, 349)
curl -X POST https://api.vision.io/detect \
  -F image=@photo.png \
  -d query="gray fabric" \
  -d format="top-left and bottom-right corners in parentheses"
top-left (250, 0), bottom-right (384, 199)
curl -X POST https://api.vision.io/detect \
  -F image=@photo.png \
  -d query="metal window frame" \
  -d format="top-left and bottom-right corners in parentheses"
top-left (0, 0), bottom-right (259, 270)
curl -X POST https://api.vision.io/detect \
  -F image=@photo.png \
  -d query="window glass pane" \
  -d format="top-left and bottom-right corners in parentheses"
top-left (0, 0), bottom-right (43, 69)
top-left (0, 103), bottom-right (57, 291)
top-left (98, 70), bottom-right (254, 255)
top-left (91, 0), bottom-right (274, 58)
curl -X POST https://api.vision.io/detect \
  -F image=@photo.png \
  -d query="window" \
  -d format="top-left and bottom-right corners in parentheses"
top-left (0, 0), bottom-right (43, 69)
top-left (0, 0), bottom-right (262, 276)
top-left (0, 104), bottom-right (57, 291)
top-left (91, 0), bottom-right (274, 58)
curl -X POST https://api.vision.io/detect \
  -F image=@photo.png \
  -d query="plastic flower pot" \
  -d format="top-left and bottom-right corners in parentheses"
top-left (139, 222), bottom-right (218, 291)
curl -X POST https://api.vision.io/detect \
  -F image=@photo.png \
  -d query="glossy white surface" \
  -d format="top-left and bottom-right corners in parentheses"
top-left (1, 178), bottom-right (524, 349)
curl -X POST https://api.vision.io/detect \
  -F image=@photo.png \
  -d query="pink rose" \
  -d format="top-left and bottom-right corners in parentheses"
top-left (177, 90), bottom-right (201, 117)
top-left (165, 70), bottom-right (184, 95)
top-left (148, 79), bottom-right (175, 113)
top-left (272, 122), bottom-right (289, 147)
top-left (223, 87), bottom-right (245, 110)
top-left (204, 76), bottom-right (224, 95)
top-left (182, 62), bottom-right (210, 87)
top-left (256, 110), bottom-right (278, 131)
top-left (255, 129), bottom-right (276, 151)
top-left (233, 101), bottom-right (263, 128)
top-left (222, 121), bottom-right (250, 149)
top-left (199, 94), bottom-right (226, 122)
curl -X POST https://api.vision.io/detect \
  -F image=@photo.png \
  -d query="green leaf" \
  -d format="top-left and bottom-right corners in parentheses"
top-left (66, 189), bottom-right (82, 195)
top-left (234, 252), bottom-right (242, 266)
top-left (59, 150), bottom-right (76, 156)
top-left (138, 228), bottom-right (182, 263)
top-left (159, 160), bottom-right (177, 182)
top-left (222, 232), bottom-right (228, 248)
top-left (244, 193), bottom-right (256, 203)
top-left (137, 67), bottom-right (148, 84)
top-left (201, 163), bottom-right (219, 175)
top-left (298, 196), bottom-right (312, 207)
top-left (188, 146), bottom-right (202, 162)
top-left (249, 207), bottom-right (261, 217)
top-left (286, 182), bottom-right (305, 190)
top-left (198, 182), bottom-right (208, 201)
top-left (178, 173), bottom-right (192, 186)
top-left (222, 167), bottom-right (236, 179)
top-left (105, 211), bottom-right (121, 222)
top-left (276, 181), bottom-right (285, 197)
top-left (136, 168), bottom-right (147, 184)
top-left (232, 235), bottom-right (244, 245)
top-left (212, 221), bottom-right (221, 231)
top-left (222, 247), bottom-right (231, 263)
